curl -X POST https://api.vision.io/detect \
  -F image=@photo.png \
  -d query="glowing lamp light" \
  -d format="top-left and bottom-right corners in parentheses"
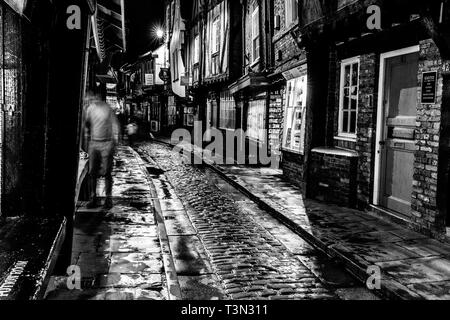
top-left (156, 28), bottom-right (164, 39)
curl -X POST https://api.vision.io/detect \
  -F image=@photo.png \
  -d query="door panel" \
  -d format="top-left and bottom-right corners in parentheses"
top-left (381, 52), bottom-right (419, 216)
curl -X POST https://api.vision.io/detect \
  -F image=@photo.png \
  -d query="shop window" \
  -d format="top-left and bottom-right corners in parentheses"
top-left (252, 5), bottom-right (260, 63)
top-left (282, 74), bottom-right (307, 154)
top-left (247, 100), bottom-right (266, 142)
top-left (285, 0), bottom-right (299, 27)
top-left (219, 91), bottom-right (236, 130)
top-left (168, 96), bottom-right (177, 126)
top-left (183, 106), bottom-right (195, 127)
top-left (338, 57), bottom-right (360, 139)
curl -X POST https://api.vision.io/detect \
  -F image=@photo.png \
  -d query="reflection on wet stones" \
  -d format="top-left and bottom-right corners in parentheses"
top-left (139, 143), bottom-right (338, 300)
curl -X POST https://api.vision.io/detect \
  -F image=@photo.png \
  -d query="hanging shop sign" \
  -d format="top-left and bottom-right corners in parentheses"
top-left (159, 68), bottom-right (170, 83)
top-left (4, 0), bottom-right (27, 15)
top-left (144, 74), bottom-right (154, 86)
top-left (282, 64), bottom-right (307, 81)
top-left (421, 71), bottom-right (437, 104)
top-left (180, 75), bottom-right (190, 86)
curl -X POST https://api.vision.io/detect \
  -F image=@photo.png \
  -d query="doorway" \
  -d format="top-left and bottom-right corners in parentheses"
top-left (374, 46), bottom-right (420, 217)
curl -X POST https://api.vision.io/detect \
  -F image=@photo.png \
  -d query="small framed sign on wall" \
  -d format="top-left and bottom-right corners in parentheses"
top-left (421, 71), bottom-right (438, 104)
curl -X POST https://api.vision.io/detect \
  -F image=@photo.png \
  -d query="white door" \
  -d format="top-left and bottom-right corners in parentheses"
top-left (379, 51), bottom-right (419, 216)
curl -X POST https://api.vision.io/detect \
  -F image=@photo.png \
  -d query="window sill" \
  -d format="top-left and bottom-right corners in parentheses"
top-left (282, 147), bottom-right (304, 156)
top-left (250, 58), bottom-right (261, 68)
top-left (334, 135), bottom-right (357, 143)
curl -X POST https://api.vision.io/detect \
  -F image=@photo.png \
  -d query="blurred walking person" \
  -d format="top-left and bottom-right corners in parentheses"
top-left (85, 91), bottom-right (120, 210)
top-left (126, 118), bottom-right (138, 147)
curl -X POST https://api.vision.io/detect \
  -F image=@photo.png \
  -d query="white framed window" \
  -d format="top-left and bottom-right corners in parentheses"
top-left (247, 100), bottom-right (266, 142)
top-left (251, 6), bottom-right (260, 63)
top-left (285, 0), bottom-right (299, 27)
top-left (338, 57), bottom-right (360, 139)
top-left (219, 91), bottom-right (236, 129)
top-left (212, 18), bottom-right (220, 55)
top-left (282, 74), bottom-right (307, 154)
top-left (194, 34), bottom-right (200, 64)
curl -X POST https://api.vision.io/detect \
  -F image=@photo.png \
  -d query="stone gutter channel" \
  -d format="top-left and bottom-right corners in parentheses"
top-left (150, 138), bottom-right (416, 301)
top-left (130, 148), bottom-right (182, 300)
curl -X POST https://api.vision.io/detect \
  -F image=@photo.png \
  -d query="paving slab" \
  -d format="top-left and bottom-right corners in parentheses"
top-left (376, 256), bottom-right (450, 284)
top-left (178, 275), bottom-right (226, 300)
top-left (45, 147), bottom-right (170, 300)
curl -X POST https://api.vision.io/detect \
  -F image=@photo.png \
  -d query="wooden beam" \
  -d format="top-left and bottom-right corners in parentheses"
top-left (120, 0), bottom-right (127, 52)
top-left (91, 14), bottom-right (104, 61)
top-left (97, 4), bottom-right (122, 22)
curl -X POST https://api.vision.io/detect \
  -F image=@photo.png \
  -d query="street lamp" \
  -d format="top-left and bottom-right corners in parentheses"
top-left (151, 24), bottom-right (165, 43)
top-left (156, 28), bottom-right (164, 40)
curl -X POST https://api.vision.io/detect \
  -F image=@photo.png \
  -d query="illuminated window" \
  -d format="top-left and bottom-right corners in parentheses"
top-left (283, 74), bottom-right (307, 154)
top-left (247, 100), bottom-right (266, 142)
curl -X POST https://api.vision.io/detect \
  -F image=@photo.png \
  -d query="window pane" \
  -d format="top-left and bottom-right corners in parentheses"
top-left (352, 63), bottom-right (359, 86)
top-left (351, 97), bottom-right (357, 111)
top-left (345, 65), bottom-right (351, 87)
top-left (343, 111), bottom-right (349, 133)
top-left (343, 96), bottom-right (349, 110)
top-left (350, 111), bottom-right (357, 133)
top-left (292, 0), bottom-right (299, 21)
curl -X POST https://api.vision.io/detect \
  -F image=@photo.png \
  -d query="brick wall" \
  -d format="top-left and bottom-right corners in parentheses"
top-left (412, 39), bottom-right (445, 236)
top-left (310, 149), bottom-right (359, 207)
top-left (356, 53), bottom-right (378, 209)
top-left (281, 151), bottom-right (307, 190)
top-left (273, 0), bottom-right (306, 74)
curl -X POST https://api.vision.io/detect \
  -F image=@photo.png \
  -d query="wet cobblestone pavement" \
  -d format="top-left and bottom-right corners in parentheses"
top-left (44, 147), bottom-right (168, 300)
top-left (137, 142), bottom-right (380, 300)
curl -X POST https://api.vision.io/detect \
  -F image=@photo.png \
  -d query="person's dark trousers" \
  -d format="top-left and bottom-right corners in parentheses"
top-left (128, 134), bottom-right (134, 147)
top-left (88, 140), bottom-right (115, 208)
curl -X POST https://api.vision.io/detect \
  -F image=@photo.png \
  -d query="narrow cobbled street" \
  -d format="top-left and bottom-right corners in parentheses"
top-left (136, 141), bottom-right (380, 300)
